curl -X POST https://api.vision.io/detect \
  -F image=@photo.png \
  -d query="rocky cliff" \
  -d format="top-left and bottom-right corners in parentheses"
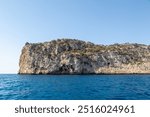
top-left (19, 39), bottom-right (150, 74)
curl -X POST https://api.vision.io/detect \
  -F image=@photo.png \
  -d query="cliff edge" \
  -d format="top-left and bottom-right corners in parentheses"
top-left (19, 39), bottom-right (150, 74)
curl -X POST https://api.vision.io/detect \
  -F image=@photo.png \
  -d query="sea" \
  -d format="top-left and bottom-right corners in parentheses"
top-left (0, 74), bottom-right (150, 100)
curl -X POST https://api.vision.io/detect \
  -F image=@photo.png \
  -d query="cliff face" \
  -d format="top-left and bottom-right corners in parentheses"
top-left (19, 39), bottom-right (150, 74)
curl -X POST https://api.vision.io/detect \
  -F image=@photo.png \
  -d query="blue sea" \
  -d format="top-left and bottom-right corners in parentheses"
top-left (0, 74), bottom-right (150, 100)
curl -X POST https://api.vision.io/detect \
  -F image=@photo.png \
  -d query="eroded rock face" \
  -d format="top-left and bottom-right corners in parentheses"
top-left (19, 39), bottom-right (150, 74)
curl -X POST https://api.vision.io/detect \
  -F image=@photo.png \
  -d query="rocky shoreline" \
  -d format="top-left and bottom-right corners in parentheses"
top-left (19, 39), bottom-right (150, 74)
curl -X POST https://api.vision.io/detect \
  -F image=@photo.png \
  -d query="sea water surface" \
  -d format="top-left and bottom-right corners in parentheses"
top-left (0, 74), bottom-right (150, 100)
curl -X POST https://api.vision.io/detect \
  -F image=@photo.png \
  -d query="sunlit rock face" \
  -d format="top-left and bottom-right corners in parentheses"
top-left (19, 39), bottom-right (150, 74)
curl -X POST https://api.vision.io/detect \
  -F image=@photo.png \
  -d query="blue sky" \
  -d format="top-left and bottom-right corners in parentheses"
top-left (0, 0), bottom-right (150, 73)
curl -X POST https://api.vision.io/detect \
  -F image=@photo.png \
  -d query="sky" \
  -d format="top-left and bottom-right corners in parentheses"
top-left (0, 0), bottom-right (150, 73)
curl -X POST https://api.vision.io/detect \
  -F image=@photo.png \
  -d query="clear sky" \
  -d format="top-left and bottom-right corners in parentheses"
top-left (0, 0), bottom-right (150, 73)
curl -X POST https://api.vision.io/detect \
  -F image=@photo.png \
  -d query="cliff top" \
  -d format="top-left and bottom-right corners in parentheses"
top-left (24, 38), bottom-right (149, 55)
